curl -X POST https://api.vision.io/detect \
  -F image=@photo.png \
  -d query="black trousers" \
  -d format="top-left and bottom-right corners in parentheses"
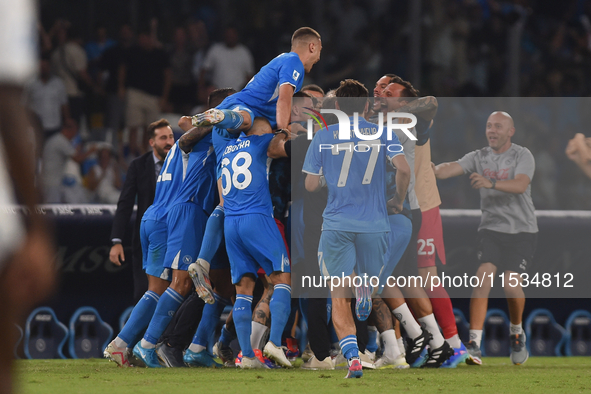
top-left (159, 292), bottom-right (205, 350)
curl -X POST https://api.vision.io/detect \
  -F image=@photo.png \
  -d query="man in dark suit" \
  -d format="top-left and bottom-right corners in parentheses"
top-left (109, 119), bottom-right (174, 301)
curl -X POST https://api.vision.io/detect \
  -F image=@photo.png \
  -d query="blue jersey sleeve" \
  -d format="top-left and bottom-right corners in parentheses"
top-left (259, 132), bottom-right (275, 151)
top-left (302, 132), bottom-right (322, 175)
top-left (278, 55), bottom-right (304, 91)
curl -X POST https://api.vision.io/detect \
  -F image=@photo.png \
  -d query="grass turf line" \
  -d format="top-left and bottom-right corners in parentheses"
top-left (16, 357), bottom-right (591, 394)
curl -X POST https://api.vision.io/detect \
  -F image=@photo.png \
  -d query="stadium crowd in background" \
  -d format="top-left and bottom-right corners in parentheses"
top-left (2, 0), bottom-right (590, 391)
top-left (27, 0), bottom-right (591, 208)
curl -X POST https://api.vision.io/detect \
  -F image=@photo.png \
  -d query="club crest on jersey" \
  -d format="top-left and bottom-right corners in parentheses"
top-left (281, 254), bottom-right (290, 272)
top-left (183, 255), bottom-right (193, 265)
top-left (293, 70), bottom-right (300, 81)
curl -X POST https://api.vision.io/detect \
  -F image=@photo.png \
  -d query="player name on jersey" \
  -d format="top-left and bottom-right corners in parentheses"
top-left (223, 139), bottom-right (251, 155)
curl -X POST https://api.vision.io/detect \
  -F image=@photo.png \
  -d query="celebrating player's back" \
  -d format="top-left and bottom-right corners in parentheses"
top-left (302, 79), bottom-right (403, 379)
top-left (221, 129), bottom-right (292, 369)
top-left (221, 134), bottom-right (274, 217)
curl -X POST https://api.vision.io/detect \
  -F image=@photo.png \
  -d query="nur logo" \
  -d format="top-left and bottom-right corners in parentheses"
top-left (303, 107), bottom-right (418, 142)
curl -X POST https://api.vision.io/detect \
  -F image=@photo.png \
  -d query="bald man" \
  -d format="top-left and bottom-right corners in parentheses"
top-left (433, 111), bottom-right (538, 366)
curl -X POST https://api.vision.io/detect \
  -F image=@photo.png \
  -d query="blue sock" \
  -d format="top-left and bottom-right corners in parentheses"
top-left (269, 284), bottom-right (292, 346)
top-left (143, 288), bottom-right (185, 345)
top-left (216, 109), bottom-right (244, 131)
top-left (198, 206), bottom-right (224, 263)
top-left (191, 294), bottom-right (230, 347)
top-left (220, 324), bottom-right (235, 347)
top-left (234, 294), bottom-right (254, 358)
top-left (367, 326), bottom-right (379, 353)
top-left (340, 335), bottom-right (359, 360)
top-left (118, 291), bottom-right (160, 345)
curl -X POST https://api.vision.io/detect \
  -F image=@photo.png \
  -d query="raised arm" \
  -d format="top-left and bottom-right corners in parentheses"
top-left (397, 96), bottom-right (438, 122)
top-left (178, 116), bottom-right (213, 153)
top-left (267, 130), bottom-right (292, 159)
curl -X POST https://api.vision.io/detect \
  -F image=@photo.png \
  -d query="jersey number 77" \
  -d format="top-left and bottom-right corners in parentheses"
top-left (331, 140), bottom-right (380, 187)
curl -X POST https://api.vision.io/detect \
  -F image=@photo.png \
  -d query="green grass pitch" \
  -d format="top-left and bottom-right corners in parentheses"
top-left (15, 357), bottom-right (591, 394)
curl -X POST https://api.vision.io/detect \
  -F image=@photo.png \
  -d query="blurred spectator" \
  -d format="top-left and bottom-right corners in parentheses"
top-left (119, 26), bottom-right (171, 157)
top-left (188, 20), bottom-right (210, 108)
top-left (566, 132), bottom-right (591, 179)
top-left (85, 25), bottom-right (116, 76)
top-left (200, 26), bottom-right (254, 91)
top-left (41, 119), bottom-right (96, 203)
top-left (24, 54), bottom-right (70, 140)
top-left (99, 24), bottom-right (134, 145)
top-left (86, 144), bottom-right (123, 203)
top-left (50, 22), bottom-right (98, 126)
top-left (168, 27), bottom-right (196, 114)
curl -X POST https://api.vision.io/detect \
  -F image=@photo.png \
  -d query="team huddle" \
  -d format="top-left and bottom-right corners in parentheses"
top-left (104, 26), bottom-right (538, 378)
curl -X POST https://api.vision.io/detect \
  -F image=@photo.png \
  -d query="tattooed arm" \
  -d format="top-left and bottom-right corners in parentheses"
top-left (396, 96), bottom-right (438, 123)
top-left (178, 116), bottom-right (213, 153)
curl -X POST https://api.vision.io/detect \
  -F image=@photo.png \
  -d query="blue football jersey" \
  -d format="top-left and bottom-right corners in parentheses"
top-left (302, 117), bottom-right (403, 233)
top-left (221, 132), bottom-right (275, 217)
top-left (168, 133), bottom-right (217, 215)
top-left (218, 52), bottom-right (305, 129)
top-left (142, 142), bottom-right (185, 222)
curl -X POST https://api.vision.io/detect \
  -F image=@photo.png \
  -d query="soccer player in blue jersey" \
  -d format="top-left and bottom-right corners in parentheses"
top-left (188, 27), bottom-right (322, 303)
top-left (132, 116), bottom-right (220, 368)
top-left (302, 79), bottom-right (408, 378)
top-left (104, 119), bottom-right (176, 367)
top-left (104, 119), bottom-right (211, 367)
top-left (218, 124), bottom-right (293, 369)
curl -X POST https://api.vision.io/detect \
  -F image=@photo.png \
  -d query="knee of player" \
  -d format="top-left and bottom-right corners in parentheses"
top-left (170, 275), bottom-right (193, 297)
top-left (270, 271), bottom-right (291, 287)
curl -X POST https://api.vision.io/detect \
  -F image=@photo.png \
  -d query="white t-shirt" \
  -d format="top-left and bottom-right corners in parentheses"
top-left (0, 0), bottom-right (36, 85)
top-left (51, 42), bottom-right (88, 97)
top-left (202, 43), bottom-right (254, 91)
top-left (0, 0), bottom-right (35, 268)
top-left (41, 133), bottom-right (75, 195)
top-left (25, 76), bottom-right (68, 130)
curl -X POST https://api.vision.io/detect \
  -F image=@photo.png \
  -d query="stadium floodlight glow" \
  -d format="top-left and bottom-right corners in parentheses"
top-left (304, 108), bottom-right (418, 141)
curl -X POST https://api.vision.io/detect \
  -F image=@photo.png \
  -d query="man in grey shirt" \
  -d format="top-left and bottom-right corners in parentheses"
top-left (41, 119), bottom-right (96, 202)
top-left (433, 111), bottom-right (538, 366)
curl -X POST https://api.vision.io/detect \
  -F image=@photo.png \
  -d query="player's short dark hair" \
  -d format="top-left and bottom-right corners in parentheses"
top-left (293, 91), bottom-right (311, 99)
top-left (291, 27), bottom-right (321, 46)
top-left (147, 119), bottom-right (171, 139)
top-left (319, 96), bottom-right (338, 125)
top-left (208, 88), bottom-right (237, 108)
top-left (388, 76), bottom-right (419, 98)
top-left (335, 79), bottom-right (369, 114)
top-left (302, 84), bottom-right (325, 96)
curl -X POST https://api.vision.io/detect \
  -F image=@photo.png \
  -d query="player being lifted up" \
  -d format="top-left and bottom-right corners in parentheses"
top-left (188, 27), bottom-right (322, 303)
top-left (303, 80), bottom-right (405, 378)
top-left (219, 123), bottom-right (294, 369)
